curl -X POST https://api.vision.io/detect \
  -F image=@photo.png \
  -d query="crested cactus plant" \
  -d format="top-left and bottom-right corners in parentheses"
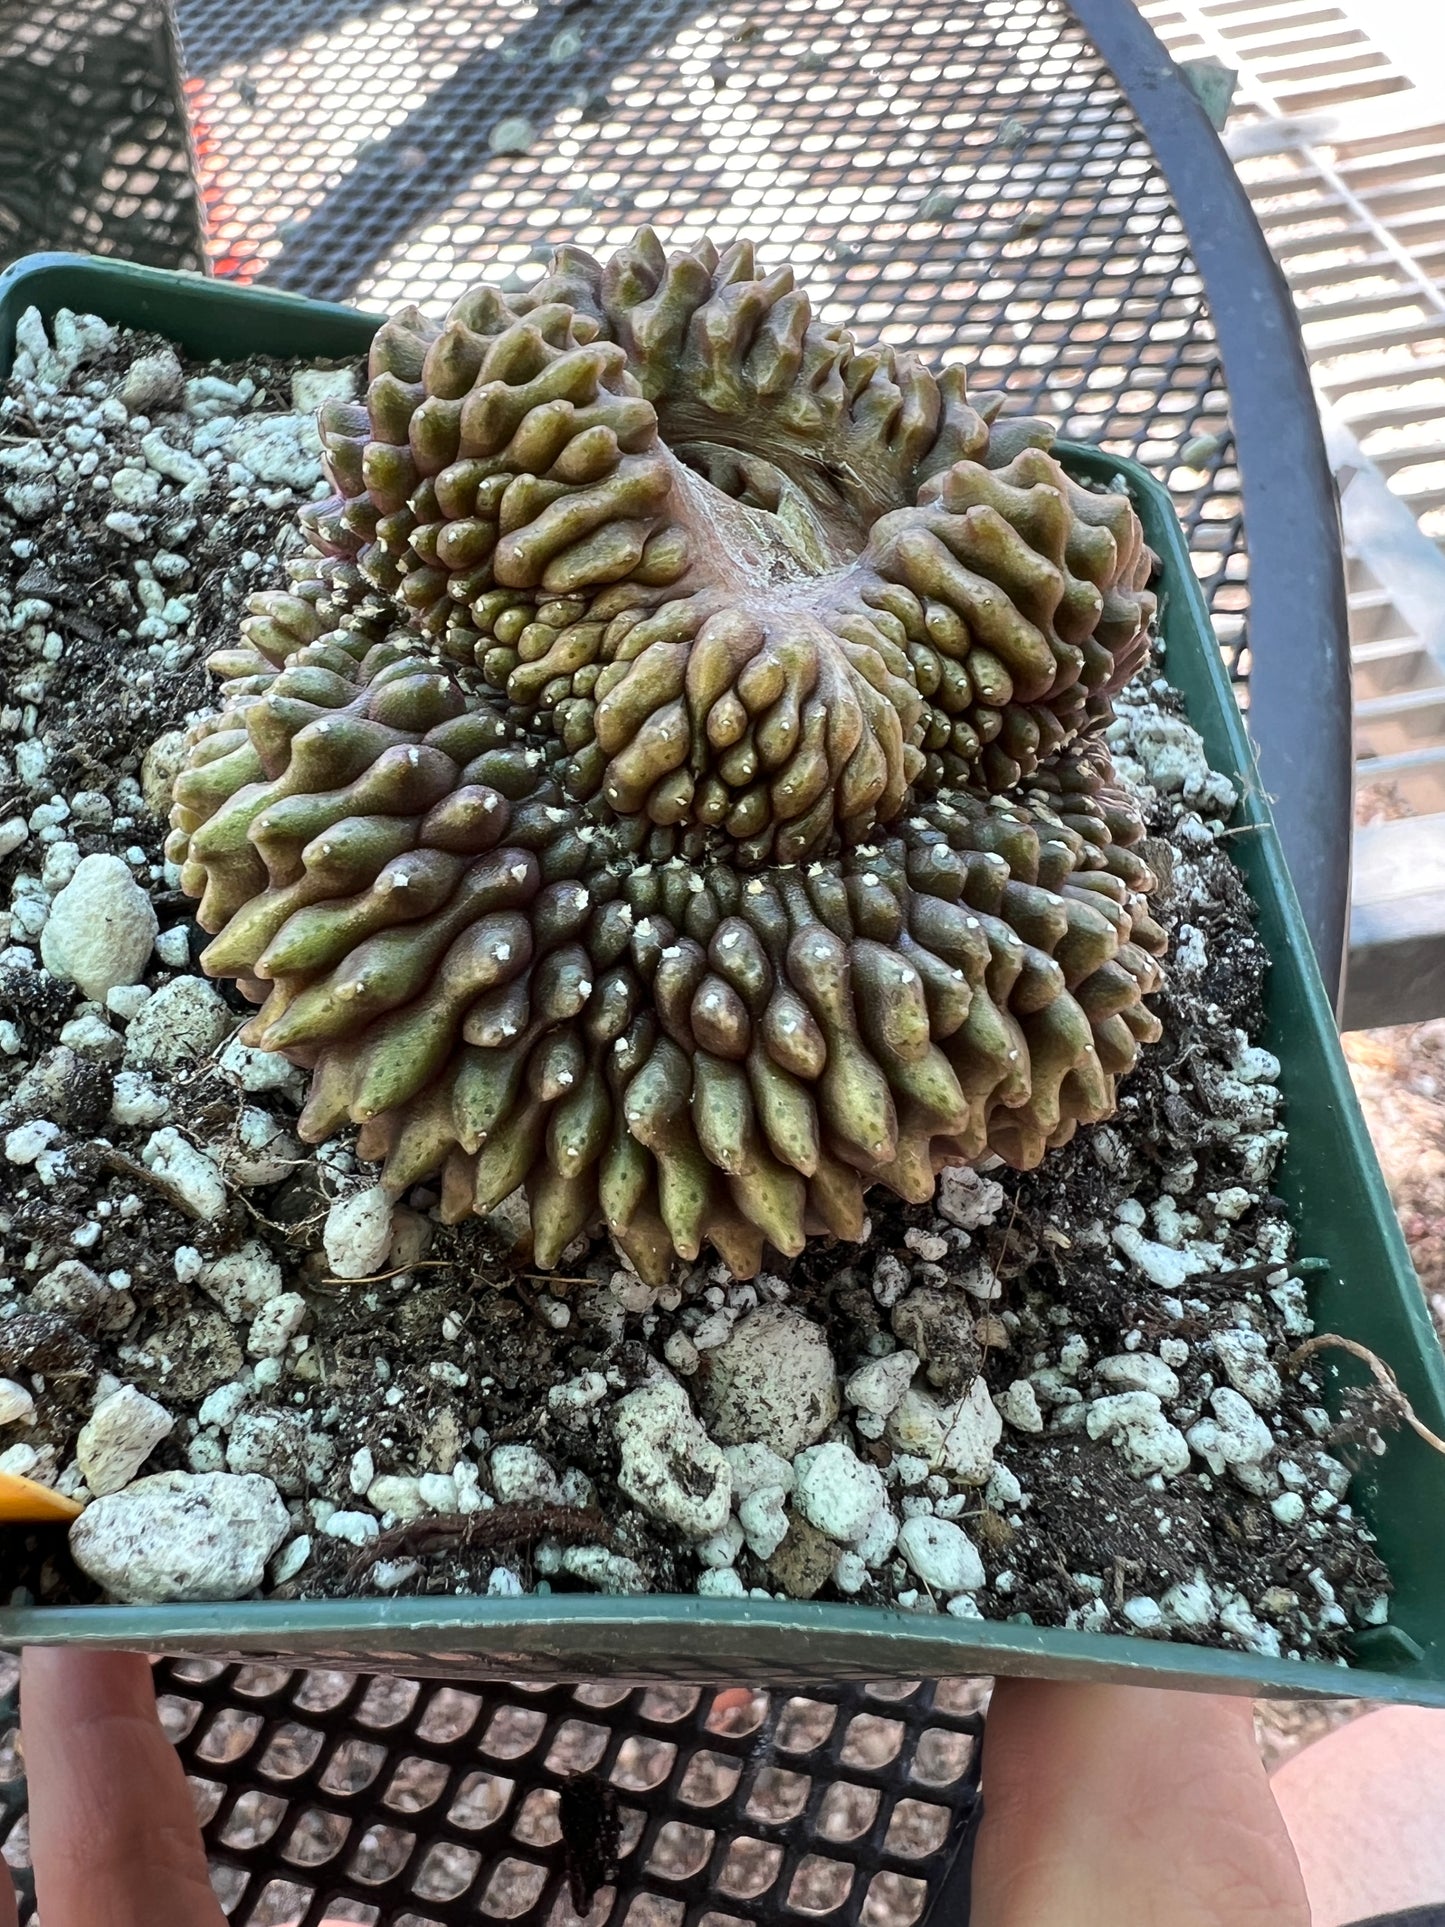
top-left (168, 231), bottom-right (1167, 1282)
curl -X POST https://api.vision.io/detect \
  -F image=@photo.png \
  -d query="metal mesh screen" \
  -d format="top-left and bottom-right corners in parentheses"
top-left (0, 1660), bottom-right (984, 1927)
top-left (0, 0), bottom-right (204, 272)
top-left (174, 0), bottom-right (1250, 680)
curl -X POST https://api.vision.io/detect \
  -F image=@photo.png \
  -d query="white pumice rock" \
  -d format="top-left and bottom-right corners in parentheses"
top-left (1213, 1185), bottom-right (1253, 1222)
top-left (71, 1471), bottom-right (289, 1602)
top-left (793, 1441), bottom-right (889, 1547)
top-left (897, 1516), bottom-right (985, 1596)
top-left (225, 1411), bottom-right (334, 1496)
top-left (1161, 1575), bottom-right (1217, 1630)
top-left (994, 1379), bottom-right (1044, 1433)
top-left (230, 1107), bottom-right (300, 1186)
top-left (737, 1486), bottom-right (791, 1559)
top-left (722, 1442), bottom-right (795, 1500)
top-left (39, 839), bottom-right (81, 895)
top-left (153, 925), bottom-right (191, 969)
top-left (904, 1228), bottom-right (949, 1263)
top-left (367, 1474), bottom-right (426, 1522)
top-left (844, 1349), bottom-right (919, 1418)
top-left (1085, 1391), bottom-right (1191, 1479)
top-left (1058, 1334), bottom-right (1090, 1377)
top-left (123, 976), bottom-right (233, 1070)
top-left (935, 1167), bottom-right (1005, 1229)
top-left (109, 466), bottom-right (162, 511)
top-left (185, 1431), bottom-right (224, 1474)
top-left (488, 1566), bottom-right (524, 1597)
top-left (663, 1331), bottom-right (700, 1375)
top-left (221, 413), bottom-right (322, 488)
top-left (291, 366), bottom-right (358, 413)
top-left (246, 1292), bottom-right (308, 1358)
top-left (1216, 1593), bottom-right (1282, 1657)
top-left (322, 1509), bottom-right (380, 1547)
top-left (696, 1566), bottom-right (746, 1599)
top-left (1271, 1491), bottom-right (1306, 1526)
top-left (139, 728), bottom-right (188, 818)
top-left (984, 1464), bottom-right (1023, 1510)
top-left (1187, 1387), bottom-right (1276, 1476)
top-left (4, 1119), bottom-right (60, 1166)
top-left (197, 1381), bottom-right (252, 1432)
top-left (57, 1006), bottom-right (122, 1062)
top-left (489, 1443), bottom-right (563, 1507)
top-left (855, 1500), bottom-right (899, 1567)
top-left (1122, 1596), bottom-right (1166, 1634)
top-left (887, 1377), bottom-right (1002, 1484)
top-left (140, 428), bottom-right (208, 489)
top-left (322, 1186), bottom-right (394, 1280)
top-left (105, 983), bottom-right (152, 1021)
top-left (32, 1259), bottom-right (135, 1334)
top-left (418, 1473), bottom-right (458, 1513)
top-left (1231, 1041), bottom-right (1281, 1084)
top-left (108, 1068), bottom-right (169, 1127)
top-left (39, 853), bottom-right (157, 1000)
top-left (216, 1032), bottom-right (307, 1097)
top-left (1112, 1223), bottom-right (1204, 1291)
top-left (547, 1371), bottom-right (608, 1416)
top-left (871, 1251), bottom-right (910, 1308)
top-left (1210, 1329), bottom-right (1283, 1410)
top-left (0, 1379), bottom-right (37, 1427)
top-left (452, 1461), bottom-right (486, 1514)
top-left (141, 1128), bottom-right (228, 1220)
top-left (272, 1535), bottom-right (312, 1585)
top-left (562, 1545), bottom-right (649, 1594)
top-left (834, 1551), bottom-right (869, 1594)
top-left (76, 1384), bottom-right (174, 1495)
top-left (120, 348), bottom-right (183, 412)
top-left (697, 1518), bottom-right (746, 1568)
top-left (695, 1305), bottom-right (839, 1457)
top-left (196, 1242), bottom-right (283, 1321)
top-left (615, 1380), bottom-right (731, 1537)
top-left (1096, 1352), bottom-right (1181, 1401)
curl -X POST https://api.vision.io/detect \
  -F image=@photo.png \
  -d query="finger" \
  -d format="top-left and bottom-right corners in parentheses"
top-left (970, 1679), bottom-right (1310, 1927)
top-left (0, 1867), bottom-right (17, 1927)
top-left (21, 1649), bottom-right (226, 1927)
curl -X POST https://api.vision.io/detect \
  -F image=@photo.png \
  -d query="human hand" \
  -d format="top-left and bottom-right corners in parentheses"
top-left (4, 1649), bottom-right (226, 1927)
top-left (969, 1678), bottom-right (1311, 1927)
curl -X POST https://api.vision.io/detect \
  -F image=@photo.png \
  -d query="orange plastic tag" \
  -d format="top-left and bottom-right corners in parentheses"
top-left (0, 1470), bottom-right (83, 1523)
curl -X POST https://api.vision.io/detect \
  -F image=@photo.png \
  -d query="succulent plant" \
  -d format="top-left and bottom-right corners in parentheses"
top-left (169, 232), bottom-right (1166, 1282)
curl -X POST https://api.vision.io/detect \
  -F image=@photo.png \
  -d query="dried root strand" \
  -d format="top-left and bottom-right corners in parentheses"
top-left (1288, 1334), bottom-right (1445, 1459)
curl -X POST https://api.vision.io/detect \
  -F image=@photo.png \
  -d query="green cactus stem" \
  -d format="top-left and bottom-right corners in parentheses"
top-left (169, 232), bottom-right (1167, 1281)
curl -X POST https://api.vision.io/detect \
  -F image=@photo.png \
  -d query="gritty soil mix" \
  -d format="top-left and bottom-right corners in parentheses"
top-left (0, 310), bottom-right (1392, 1663)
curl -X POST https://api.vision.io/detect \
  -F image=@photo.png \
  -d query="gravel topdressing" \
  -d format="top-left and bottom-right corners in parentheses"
top-left (0, 306), bottom-right (1392, 1660)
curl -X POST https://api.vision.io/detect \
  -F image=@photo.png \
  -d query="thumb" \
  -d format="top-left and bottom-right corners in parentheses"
top-left (21, 1649), bottom-right (226, 1927)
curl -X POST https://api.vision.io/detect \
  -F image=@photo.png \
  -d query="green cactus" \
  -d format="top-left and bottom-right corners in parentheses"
top-left (168, 232), bottom-right (1167, 1282)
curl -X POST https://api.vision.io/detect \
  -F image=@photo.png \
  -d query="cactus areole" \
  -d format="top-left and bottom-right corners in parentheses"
top-left (168, 232), bottom-right (1168, 1282)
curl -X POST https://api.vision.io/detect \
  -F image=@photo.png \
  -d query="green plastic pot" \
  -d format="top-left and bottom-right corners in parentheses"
top-left (1, 252), bottom-right (1441, 1700)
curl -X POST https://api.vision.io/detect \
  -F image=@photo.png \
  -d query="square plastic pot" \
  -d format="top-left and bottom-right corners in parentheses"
top-left (1, 251), bottom-right (1442, 1702)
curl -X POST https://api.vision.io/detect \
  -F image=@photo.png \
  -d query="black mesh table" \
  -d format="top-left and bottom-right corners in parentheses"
top-left (0, 1), bottom-right (1351, 1922)
top-left (0, 1659), bottom-right (986, 1927)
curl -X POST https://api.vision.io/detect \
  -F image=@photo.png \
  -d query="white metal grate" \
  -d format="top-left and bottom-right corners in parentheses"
top-left (1140, 0), bottom-right (1445, 1022)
